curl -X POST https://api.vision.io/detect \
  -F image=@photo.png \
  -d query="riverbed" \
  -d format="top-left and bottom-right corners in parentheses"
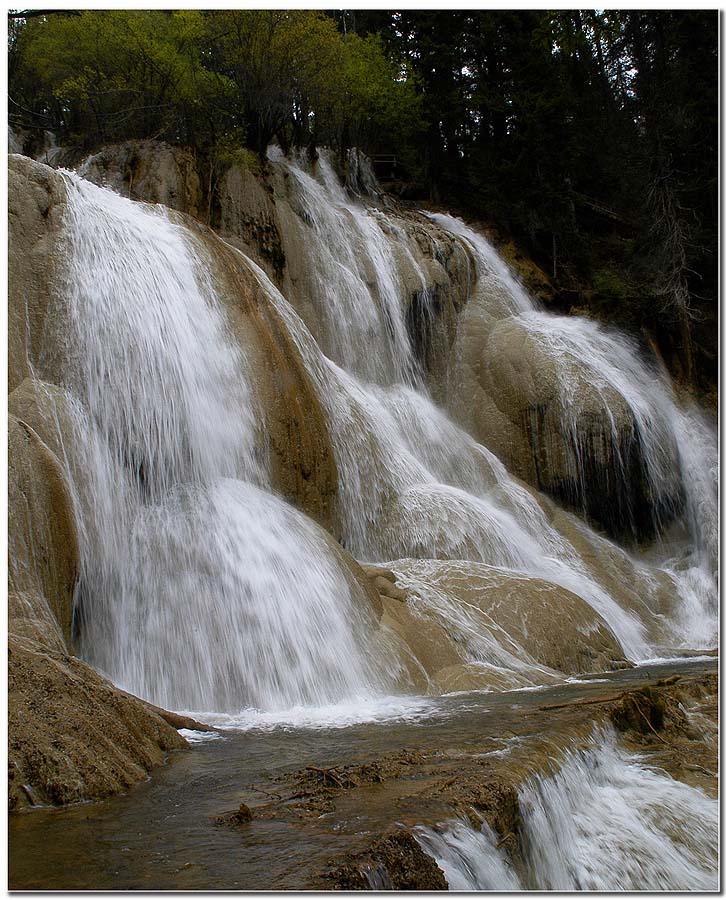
top-left (9, 656), bottom-right (717, 891)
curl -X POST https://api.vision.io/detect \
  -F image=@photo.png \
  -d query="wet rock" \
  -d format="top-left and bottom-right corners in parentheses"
top-left (79, 141), bottom-right (202, 218)
top-left (122, 695), bottom-right (216, 734)
top-left (372, 575), bottom-right (407, 602)
top-left (361, 564), bottom-right (397, 583)
top-left (450, 312), bottom-right (684, 543)
top-left (317, 830), bottom-right (448, 891)
top-left (8, 638), bottom-right (187, 810)
top-left (387, 559), bottom-right (629, 690)
top-left (8, 155), bottom-right (68, 391)
top-left (610, 686), bottom-right (666, 734)
top-left (9, 414), bottom-right (79, 651)
top-left (214, 803), bottom-right (254, 829)
top-left (190, 222), bottom-right (339, 534)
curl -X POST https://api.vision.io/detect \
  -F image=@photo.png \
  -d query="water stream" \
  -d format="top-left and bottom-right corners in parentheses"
top-left (19, 146), bottom-right (718, 890)
top-left (417, 725), bottom-right (718, 891)
top-left (54, 149), bottom-right (717, 721)
top-left (9, 659), bottom-right (717, 891)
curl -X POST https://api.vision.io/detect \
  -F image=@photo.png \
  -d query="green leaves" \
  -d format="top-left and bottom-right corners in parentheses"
top-left (9, 9), bottom-right (423, 155)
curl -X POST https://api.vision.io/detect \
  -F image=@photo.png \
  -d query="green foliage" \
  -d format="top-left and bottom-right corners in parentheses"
top-left (10, 11), bottom-right (236, 146)
top-left (8, 8), bottom-right (715, 388)
top-left (339, 33), bottom-right (423, 148)
top-left (592, 269), bottom-right (629, 305)
top-left (8, 9), bottom-right (422, 157)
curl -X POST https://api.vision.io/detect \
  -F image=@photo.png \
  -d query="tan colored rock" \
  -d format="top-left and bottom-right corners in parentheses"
top-left (449, 310), bottom-right (681, 541)
top-left (383, 559), bottom-right (629, 691)
top-left (434, 662), bottom-right (559, 694)
top-left (181, 217), bottom-right (340, 534)
top-left (9, 415), bottom-right (78, 650)
top-left (217, 159), bottom-right (286, 284)
top-left (380, 595), bottom-right (466, 680)
top-left (79, 140), bottom-right (202, 218)
top-left (373, 575), bottom-right (407, 602)
top-left (8, 637), bottom-right (186, 810)
top-left (8, 154), bottom-right (68, 391)
top-left (9, 377), bottom-right (79, 467)
top-left (9, 161), bottom-right (190, 810)
top-left (362, 564), bottom-right (398, 583)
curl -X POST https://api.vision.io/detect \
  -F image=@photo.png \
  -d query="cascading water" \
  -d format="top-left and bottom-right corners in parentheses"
top-left (270, 147), bottom-right (421, 386)
top-left (416, 726), bottom-right (719, 891)
top-left (59, 173), bottom-right (388, 714)
top-left (58, 144), bottom-right (717, 721)
top-left (258, 149), bottom-right (717, 658)
top-left (428, 211), bottom-right (718, 647)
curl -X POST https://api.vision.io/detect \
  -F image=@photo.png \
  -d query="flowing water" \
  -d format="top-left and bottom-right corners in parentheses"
top-left (16, 148), bottom-right (717, 889)
top-left (59, 174), bottom-right (390, 713)
top-left (9, 659), bottom-right (717, 891)
top-left (52, 148), bottom-right (717, 719)
top-left (417, 725), bottom-right (719, 891)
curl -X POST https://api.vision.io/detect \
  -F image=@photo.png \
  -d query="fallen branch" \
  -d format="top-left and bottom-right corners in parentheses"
top-left (305, 765), bottom-right (346, 788)
top-left (538, 693), bottom-right (624, 711)
top-left (630, 697), bottom-right (669, 745)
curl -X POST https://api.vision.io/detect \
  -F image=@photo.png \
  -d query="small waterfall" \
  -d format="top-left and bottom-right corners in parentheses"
top-left (59, 173), bottom-right (387, 714)
top-left (416, 726), bottom-right (718, 891)
top-left (232, 155), bottom-right (717, 659)
top-left (238, 250), bottom-right (654, 660)
top-left (431, 212), bottom-right (715, 544)
top-left (270, 147), bottom-right (420, 386)
top-left (428, 212), bottom-right (717, 647)
top-left (416, 819), bottom-right (522, 890)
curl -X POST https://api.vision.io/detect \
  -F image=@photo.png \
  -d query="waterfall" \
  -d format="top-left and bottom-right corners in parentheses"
top-left (416, 726), bottom-right (718, 891)
top-left (56, 146), bottom-right (717, 717)
top-left (429, 212), bottom-right (717, 647)
top-left (260, 150), bottom-right (717, 656)
top-left (59, 173), bottom-right (387, 713)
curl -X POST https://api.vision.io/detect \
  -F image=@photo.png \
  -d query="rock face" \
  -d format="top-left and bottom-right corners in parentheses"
top-left (319, 831), bottom-right (448, 891)
top-left (182, 216), bottom-right (340, 534)
top-left (8, 156), bottom-right (188, 810)
top-left (78, 140), bottom-right (202, 218)
top-left (215, 157), bottom-right (287, 283)
top-left (8, 640), bottom-right (186, 810)
top-left (9, 413), bottom-right (78, 651)
top-left (8, 154), bottom-right (69, 392)
top-left (379, 558), bottom-right (628, 693)
top-left (6, 155), bottom-right (374, 809)
top-left (451, 312), bottom-right (683, 542)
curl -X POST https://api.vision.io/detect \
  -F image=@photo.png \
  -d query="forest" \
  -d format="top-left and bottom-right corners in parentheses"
top-left (7, 9), bottom-right (720, 890)
top-left (8, 9), bottom-right (718, 393)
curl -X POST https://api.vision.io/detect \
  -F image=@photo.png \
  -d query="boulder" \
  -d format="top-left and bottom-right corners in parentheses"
top-left (8, 636), bottom-right (187, 810)
top-left (78, 140), bottom-right (202, 218)
top-left (9, 414), bottom-right (78, 650)
top-left (451, 313), bottom-right (683, 542)
top-left (380, 558), bottom-right (629, 693)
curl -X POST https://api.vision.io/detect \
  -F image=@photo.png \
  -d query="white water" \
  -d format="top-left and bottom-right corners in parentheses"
top-left (60, 174), bottom-right (388, 714)
top-left (271, 146), bottom-right (421, 386)
top-left (417, 726), bottom-right (718, 890)
top-left (262, 151), bottom-right (717, 657)
top-left (56, 147), bottom-right (717, 720)
top-left (433, 211), bottom-right (717, 616)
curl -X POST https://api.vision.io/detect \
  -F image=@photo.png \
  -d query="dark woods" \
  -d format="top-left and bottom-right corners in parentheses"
top-left (8, 9), bottom-right (717, 393)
